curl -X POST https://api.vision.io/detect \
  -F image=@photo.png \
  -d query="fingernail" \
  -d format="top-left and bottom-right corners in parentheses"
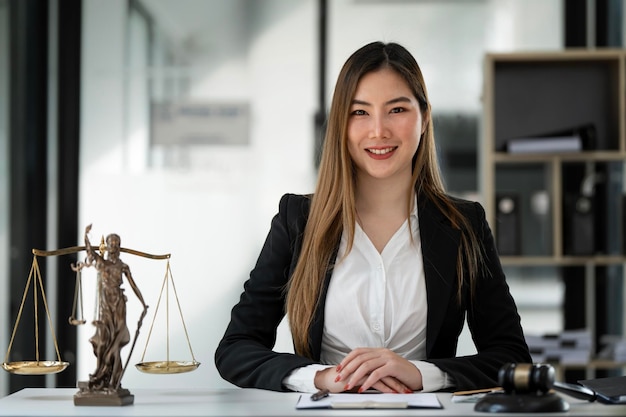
top-left (334, 375), bottom-right (341, 383)
top-left (336, 364), bottom-right (342, 372)
top-left (358, 386), bottom-right (364, 393)
top-left (404, 389), bottom-right (413, 393)
top-left (344, 384), bottom-right (351, 391)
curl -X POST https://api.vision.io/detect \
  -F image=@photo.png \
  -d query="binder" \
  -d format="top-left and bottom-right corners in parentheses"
top-left (563, 194), bottom-right (594, 255)
top-left (502, 123), bottom-right (596, 154)
top-left (495, 193), bottom-right (520, 255)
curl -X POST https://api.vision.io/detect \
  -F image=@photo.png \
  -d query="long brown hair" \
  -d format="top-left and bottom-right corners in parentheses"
top-left (286, 41), bottom-right (484, 358)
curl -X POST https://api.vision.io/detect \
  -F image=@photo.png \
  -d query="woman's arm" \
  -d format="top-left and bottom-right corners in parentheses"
top-left (214, 194), bottom-right (316, 391)
top-left (426, 201), bottom-right (531, 391)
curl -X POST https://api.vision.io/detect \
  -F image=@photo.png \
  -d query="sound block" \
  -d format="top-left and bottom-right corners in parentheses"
top-left (74, 381), bottom-right (134, 406)
top-left (474, 391), bottom-right (569, 413)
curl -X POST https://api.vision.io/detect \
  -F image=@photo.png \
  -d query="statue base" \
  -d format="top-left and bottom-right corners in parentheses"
top-left (74, 381), bottom-right (134, 406)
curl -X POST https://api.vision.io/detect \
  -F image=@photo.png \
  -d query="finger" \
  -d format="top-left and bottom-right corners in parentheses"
top-left (367, 379), bottom-right (397, 394)
top-left (353, 358), bottom-right (412, 393)
top-left (345, 357), bottom-right (388, 391)
top-left (357, 366), bottom-right (391, 393)
top-left (363, 376), bottom-right (410, 394)
top-left (378, 376), bottom-right (412, 394)
top-left (337, 348), bottom-right (367, 372)
top-left (339, 349), bottom-right (381, 377)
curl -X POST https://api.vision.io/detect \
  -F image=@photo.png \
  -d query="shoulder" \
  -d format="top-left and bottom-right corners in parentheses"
top-left (278, 193), bottom-right (312, 215)
top-left (419, 193), bottom-right (486, 224)
top-left (275, 193), bottom-right (313, 236)
top-left (446, 195), bottom-right (486, 221)
top-left (443, 196), bottom-right (492, 243)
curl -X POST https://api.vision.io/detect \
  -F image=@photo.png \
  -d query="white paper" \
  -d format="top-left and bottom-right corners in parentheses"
top-left (296, 392), bottom-right (442, 409)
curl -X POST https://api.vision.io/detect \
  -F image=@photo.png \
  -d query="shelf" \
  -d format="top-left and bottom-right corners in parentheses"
top-left (551, 360), bottom-right (626, 381)
top-left (482, 49), bottom-right (626, 250)
top-left (553, 359), bottom-right (626, 370)
top-left (500, 255), bottom-right (626, 267)
top-left (487, 48), bottom-right (626, 62)
top-left (482, 50), bottom-right (626, 380)
top-left (493, 151), bottom-right (626, 163)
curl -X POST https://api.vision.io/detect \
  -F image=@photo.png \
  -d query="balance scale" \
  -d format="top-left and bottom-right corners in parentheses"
top-left (2, 225), bottom-right (200, 406)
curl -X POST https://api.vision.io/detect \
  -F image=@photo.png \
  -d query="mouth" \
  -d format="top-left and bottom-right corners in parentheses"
top-left (366, 146), bottom-right (397, 155)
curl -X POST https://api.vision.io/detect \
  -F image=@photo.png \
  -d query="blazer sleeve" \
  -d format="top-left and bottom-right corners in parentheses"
top-left (426, 201), bottom-right (532, 390)
top-left (214, 194), bottom-right (316, 391)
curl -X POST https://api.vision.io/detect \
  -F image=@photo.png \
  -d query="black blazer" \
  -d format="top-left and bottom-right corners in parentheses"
top-left (215, 193), bottom-right (531, 392)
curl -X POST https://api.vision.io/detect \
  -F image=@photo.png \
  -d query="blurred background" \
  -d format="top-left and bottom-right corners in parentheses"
top-left (0, 0), bottom-right (623, 397)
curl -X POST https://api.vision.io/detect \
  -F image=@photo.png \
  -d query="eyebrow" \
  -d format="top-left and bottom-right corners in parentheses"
top-left (351, 96), bottom-right (413, 106)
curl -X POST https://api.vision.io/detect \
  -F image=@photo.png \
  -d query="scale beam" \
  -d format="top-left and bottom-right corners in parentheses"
top-left (32, 246), bottom-right (171, 260)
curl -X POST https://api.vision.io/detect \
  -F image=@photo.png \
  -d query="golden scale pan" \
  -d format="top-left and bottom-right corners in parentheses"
top-left (2, 242), bottom-right (200, 377)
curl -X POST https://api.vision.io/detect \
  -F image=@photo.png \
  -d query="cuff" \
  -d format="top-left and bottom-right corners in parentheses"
top-left (282, 364), bottom-right (334, 393)
top-left (410, 360), bottom-right (452, 392)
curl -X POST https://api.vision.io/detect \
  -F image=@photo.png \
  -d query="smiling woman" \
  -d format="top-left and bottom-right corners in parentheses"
top-left (215, 41), bottom-right (531, 395)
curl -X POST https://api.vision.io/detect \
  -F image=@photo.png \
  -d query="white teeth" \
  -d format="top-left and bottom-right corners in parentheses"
top-left (368, 147), bottom-right (395, 155)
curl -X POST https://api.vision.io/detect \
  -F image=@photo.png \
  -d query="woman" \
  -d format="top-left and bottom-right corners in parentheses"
top-left (215, 41), bottom-right (530, 394)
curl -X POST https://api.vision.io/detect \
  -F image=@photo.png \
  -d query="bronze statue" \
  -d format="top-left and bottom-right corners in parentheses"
top-left (73, 224), bottom-right (148, 405)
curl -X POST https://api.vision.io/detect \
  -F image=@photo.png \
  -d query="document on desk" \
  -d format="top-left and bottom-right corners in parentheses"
top-left (296, 392), bottom-right (442, 409)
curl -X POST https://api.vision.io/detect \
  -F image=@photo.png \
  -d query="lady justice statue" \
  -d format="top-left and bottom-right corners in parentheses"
top-left (73, 224), bottom-right (149, 406)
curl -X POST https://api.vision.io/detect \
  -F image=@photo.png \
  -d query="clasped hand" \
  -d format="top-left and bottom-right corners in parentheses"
top-left (314, 348), bottom-right (423, 394)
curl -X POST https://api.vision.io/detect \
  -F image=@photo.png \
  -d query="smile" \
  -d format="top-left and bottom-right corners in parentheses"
top-left (367, 147), bottom-right (397, 155)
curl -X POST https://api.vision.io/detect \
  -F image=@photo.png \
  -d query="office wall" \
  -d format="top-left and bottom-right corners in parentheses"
top-left (78, 0), bottom-right (317, 389)
top-left (328, 0), bottom-right (562, 113)
top-left (72, 0), bottom-right (563, 392)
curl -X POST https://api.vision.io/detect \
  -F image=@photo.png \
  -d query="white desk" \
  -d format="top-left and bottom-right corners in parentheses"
top-left (0, 388), bottom-right (625, 417)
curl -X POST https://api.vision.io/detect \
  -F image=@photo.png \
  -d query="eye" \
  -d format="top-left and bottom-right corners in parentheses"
top-left (390, 107), bottom-right (406, 114)
top-left (351, 109), bottom-right (367, 116)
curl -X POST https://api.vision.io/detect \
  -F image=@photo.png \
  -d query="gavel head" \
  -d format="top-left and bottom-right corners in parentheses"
top-left (498, 363), bottom-right (555, 394)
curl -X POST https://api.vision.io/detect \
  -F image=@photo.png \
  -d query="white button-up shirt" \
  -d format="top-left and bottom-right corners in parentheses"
top-left (284, 201), bottom-right (450, 392)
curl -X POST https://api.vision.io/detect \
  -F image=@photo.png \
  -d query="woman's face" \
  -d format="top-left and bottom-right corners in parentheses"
top-left (346, 67), bottom-right (423, 185)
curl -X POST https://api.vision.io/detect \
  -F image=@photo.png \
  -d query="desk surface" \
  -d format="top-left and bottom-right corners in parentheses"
top-left (0, 388), bottom-right (625, 417)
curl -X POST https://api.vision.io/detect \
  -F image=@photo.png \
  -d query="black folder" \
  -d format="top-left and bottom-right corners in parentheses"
top-left (578, 375), bottom-right (626, 404)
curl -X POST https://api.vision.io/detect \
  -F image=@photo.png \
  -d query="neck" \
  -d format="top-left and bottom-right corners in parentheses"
top-left (355, 175), bottom-right (414, 218)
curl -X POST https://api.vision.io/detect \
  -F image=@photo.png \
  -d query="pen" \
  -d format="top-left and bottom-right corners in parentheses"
top-left (310, 389), bottom-right (330, 401)
top-left (453, 387), bottom-right (501, 396)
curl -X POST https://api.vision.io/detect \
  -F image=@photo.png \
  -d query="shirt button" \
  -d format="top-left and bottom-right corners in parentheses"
top-left (372, 322), bottom-right (381, 332)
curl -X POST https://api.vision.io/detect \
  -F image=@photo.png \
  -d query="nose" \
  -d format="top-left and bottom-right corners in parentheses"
top-left (369, 112), bottom-right (390, 140)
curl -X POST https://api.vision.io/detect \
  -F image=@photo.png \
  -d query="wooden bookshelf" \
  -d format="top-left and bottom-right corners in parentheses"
top-left (481, 50), bottom-right (626, 375)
